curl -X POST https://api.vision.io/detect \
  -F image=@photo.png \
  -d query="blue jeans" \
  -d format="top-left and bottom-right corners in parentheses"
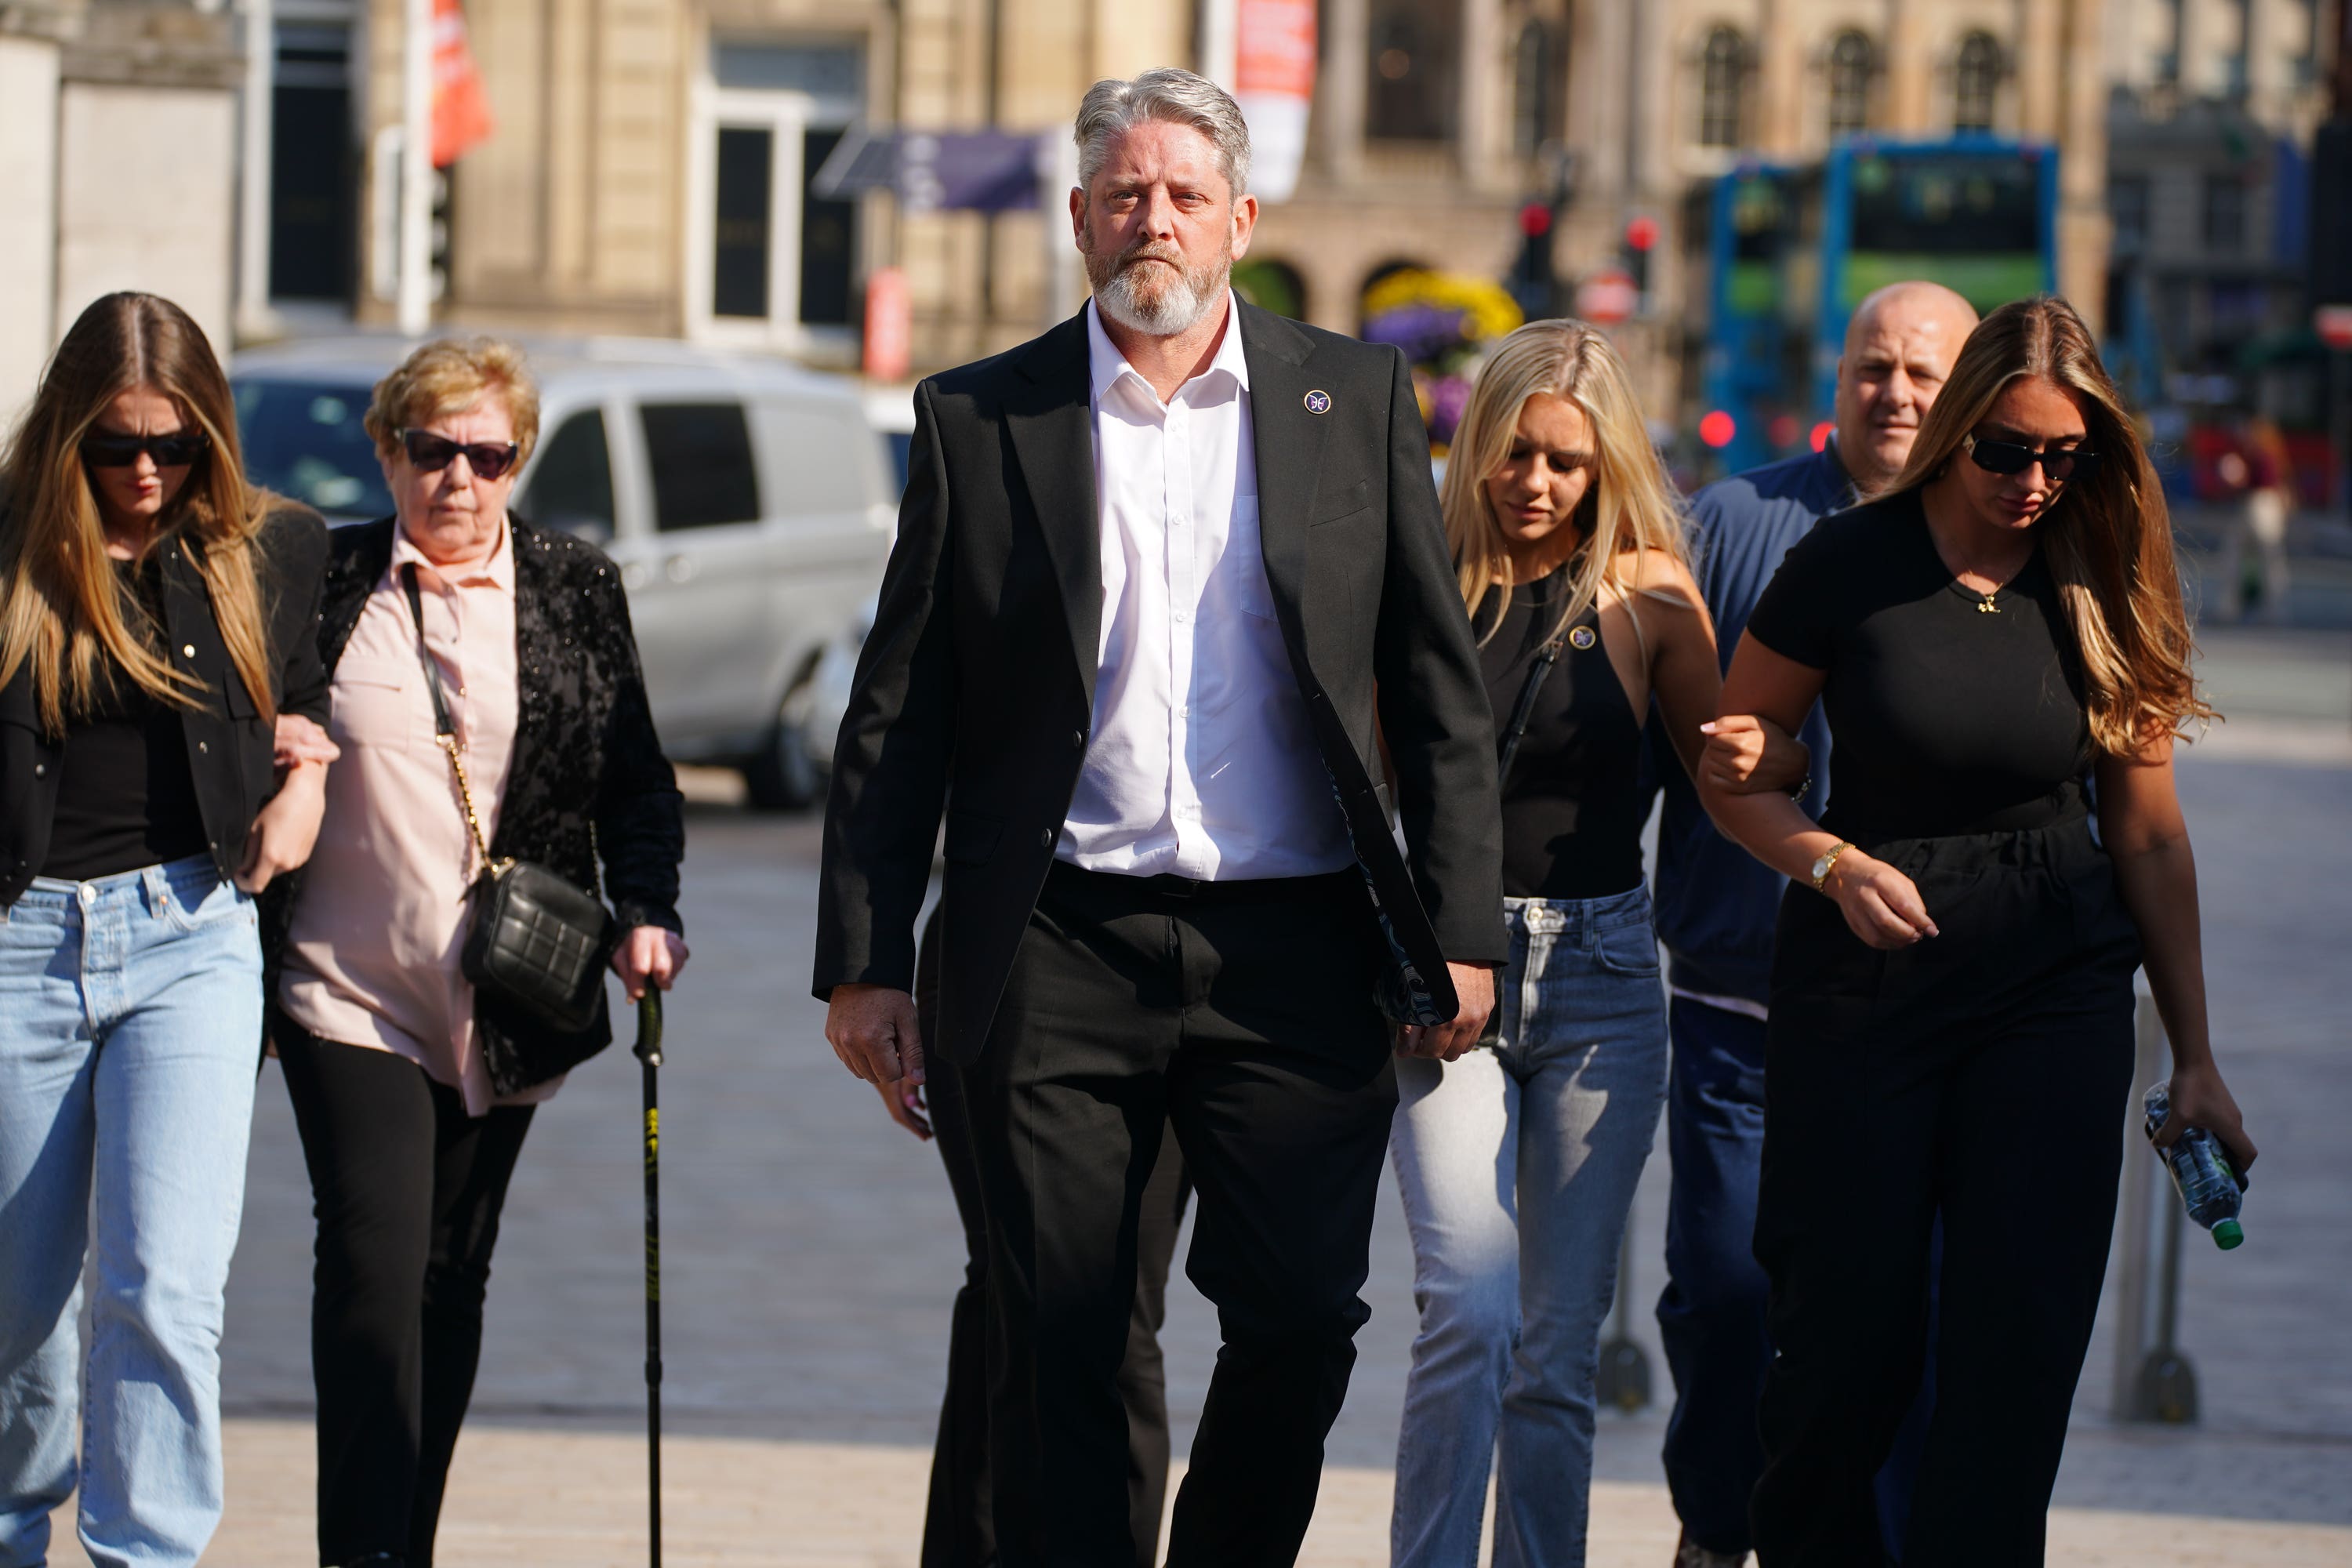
top-left (1655, 995), bottom-right (1936, 1561)
top-left (0, 858), bottom-right (263, 1568)
top-left (1390, 887), bottom-right (1669, 1568)
top-left (1656, 995), bottom-right (1773, 1555)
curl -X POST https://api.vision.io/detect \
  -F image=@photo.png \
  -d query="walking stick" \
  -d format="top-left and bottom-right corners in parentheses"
top-left (633, 991), bottom-right (665, 1567)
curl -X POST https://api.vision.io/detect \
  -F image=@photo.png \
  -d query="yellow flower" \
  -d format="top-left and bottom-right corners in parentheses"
top-left (1359, 269), bottom-right (1526, 343)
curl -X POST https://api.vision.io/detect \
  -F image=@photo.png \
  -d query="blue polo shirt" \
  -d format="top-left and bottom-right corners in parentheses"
top-left (1650, 441), bottom-right (1856, 1008)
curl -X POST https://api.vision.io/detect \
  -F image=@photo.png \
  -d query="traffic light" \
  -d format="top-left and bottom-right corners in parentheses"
top-left (1623, 215), bottom-right (1657, 302)
top-left (1512, 201), bottom-right (1555, 318)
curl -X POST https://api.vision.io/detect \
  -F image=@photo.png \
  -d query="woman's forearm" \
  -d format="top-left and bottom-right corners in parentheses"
top-left (1700, 782), bottom-right (1845, 886)
top-left (2111, 833), bottom-right (2214, 1068)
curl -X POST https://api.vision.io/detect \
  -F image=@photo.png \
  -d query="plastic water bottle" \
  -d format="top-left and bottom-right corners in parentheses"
top-left (2143, 1083), bottom-right (2246, 1250)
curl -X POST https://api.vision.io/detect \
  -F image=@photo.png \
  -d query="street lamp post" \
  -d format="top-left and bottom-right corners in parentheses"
top-left (396, 0), bottom-right (432, 336)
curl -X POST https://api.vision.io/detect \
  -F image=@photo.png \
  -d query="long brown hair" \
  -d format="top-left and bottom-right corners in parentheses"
top-left (1886, 296), bottom-right (2212, 755)
top-left (1445, 319), bottom-right (1691, 651)
top-left (0, 292), bottom-right (278, 734)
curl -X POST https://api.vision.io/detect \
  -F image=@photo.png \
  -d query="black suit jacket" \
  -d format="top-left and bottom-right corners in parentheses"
top-left (260, 516), bottom-right (685, 1087)
top-left (813, 301), bottom-right (1505, 1065)
top-left (0, 506), bottom-right (329, 906)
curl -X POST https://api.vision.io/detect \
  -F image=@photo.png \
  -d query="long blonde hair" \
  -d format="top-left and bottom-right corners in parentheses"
top-left (1444, 319), bottom-right (1691, 648)
top-left (1887, 296), bottom-right (2212, 754)
top-left (0, 292), bottom-right (279, 735)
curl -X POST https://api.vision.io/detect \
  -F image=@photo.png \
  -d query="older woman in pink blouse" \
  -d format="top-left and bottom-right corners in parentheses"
top-left (262, 338), bottom-right (685, 1568)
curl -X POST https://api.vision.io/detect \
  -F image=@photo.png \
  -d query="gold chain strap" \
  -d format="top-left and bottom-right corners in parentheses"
top-left (435, 732), bottom-right (508, 878)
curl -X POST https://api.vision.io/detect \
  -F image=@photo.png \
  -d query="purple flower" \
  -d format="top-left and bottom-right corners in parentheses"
top-left (1363, 303), bottom-right (1470, 365)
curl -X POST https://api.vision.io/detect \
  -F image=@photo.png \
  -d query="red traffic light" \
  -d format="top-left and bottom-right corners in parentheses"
top-left (1519, 202), bottom-right (1554, 238)
top-left (1700, 410), bottom-right (1737, 448)
top-left (1809, 420), bottom-right (1835, 452)
top-left (1624, 216), bottom-right (1660, 252)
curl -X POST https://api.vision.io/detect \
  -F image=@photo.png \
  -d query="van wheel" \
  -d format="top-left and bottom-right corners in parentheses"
top-left (741, 719), bottom-right (823, 812)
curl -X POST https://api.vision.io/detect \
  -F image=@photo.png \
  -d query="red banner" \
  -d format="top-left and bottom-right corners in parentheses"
top-left (1233, 0), bottom-right (1315, 203)
top-left (430, 0), bottom-right (494, 169)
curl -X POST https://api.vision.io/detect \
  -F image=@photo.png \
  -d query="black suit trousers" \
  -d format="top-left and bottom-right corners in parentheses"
top-left (969, 862), bottom-right (1397, 1568)
top-left (917, 909), bottom-right (1192, 1568)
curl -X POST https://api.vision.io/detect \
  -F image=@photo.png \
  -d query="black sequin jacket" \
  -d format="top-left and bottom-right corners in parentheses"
top-left (262, 517), bottom-right (684, 1087)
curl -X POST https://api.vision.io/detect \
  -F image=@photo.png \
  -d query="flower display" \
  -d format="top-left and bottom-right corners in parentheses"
top-left (1358, 269), bottom-right (1526, 448)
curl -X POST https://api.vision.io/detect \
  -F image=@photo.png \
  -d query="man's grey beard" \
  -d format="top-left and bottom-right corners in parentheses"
top-left (1087, 241), bottom-right (1230, 336)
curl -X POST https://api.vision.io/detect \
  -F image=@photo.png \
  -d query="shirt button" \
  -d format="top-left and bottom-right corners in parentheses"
top-left (181, 644), bottom-right (196, 658)
top-left (1038, 828), bottom-right (1055, 848)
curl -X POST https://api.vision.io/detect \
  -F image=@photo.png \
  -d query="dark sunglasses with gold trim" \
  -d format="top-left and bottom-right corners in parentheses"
top-left (79, 430), bottom-right (212, 469)
top-left (1963, 432), bottom-right (2100, 486)
top-left (400, 429), bottom-right (520, 481)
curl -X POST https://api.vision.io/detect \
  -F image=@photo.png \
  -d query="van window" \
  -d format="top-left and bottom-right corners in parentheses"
top-left (525, 410), bottom-right (615, 538)
top-left (753, 401), bottom-right (870, 516)
top-left (641, 401), bottom-right (760, 530)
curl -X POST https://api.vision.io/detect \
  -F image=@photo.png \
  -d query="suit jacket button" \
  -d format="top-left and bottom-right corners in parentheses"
top-left (1071, 731), bottom-right (1085, 750)
top-left (1039, 828), bottom-right (1054, 848)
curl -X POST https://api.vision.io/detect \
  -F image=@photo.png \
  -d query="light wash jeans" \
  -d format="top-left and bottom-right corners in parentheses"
top-left (1390, 887), bottom-right (1669, 1568)
top-left (0, 857), bottom-right (263, 1568)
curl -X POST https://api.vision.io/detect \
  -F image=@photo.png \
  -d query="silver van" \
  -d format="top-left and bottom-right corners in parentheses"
top-left (231, 336), bottom-right (895, 808)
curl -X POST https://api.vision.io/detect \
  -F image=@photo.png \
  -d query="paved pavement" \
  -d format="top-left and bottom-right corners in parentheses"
top-left (50, 630), bottom-right (2352, 1563)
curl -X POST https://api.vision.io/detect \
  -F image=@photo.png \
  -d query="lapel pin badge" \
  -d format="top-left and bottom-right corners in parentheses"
top-left (1303, 390), bottom-right (1332, 415)
top-left (1569, 626), bottom-right (1597, 651)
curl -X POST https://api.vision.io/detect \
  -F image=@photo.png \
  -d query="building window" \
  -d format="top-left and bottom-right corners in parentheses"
top-left (1827, 31), bottom-right (1875, 139)
top-left (1954, 32), bottom-right (2002, 132)
top-left (1512, 20), bottom-right (1560, 158)
top-left (1367, 0), bottom-right (1461, 143)
top-left (2203, 174), bottom-right (2246, 253)
top-left (1700, 28), bottom-right (1748, 149)
top-left (2110, 175), bottom-right (2151, 257)
top-left (2222, 0), bottom-right (2249, 97)
top-left (701, 41), bottom-right (866, 334)
top-left (2154, 0), bottom-right (2182, 82)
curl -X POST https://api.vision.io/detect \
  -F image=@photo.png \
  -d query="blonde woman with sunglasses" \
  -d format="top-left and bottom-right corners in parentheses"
top-left (1700, 297), bottom-right (2257, 1565)
top-left (1389, 320), bottom-right (1802, 1566)
top-left (0, 292), bottom-right (332, 1567)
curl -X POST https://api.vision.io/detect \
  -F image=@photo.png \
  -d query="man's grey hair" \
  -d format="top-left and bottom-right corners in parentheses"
top-left (1073, 67), bottom-right (1252, 198)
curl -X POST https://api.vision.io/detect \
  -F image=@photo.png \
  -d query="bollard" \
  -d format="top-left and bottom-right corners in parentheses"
top-left (2109, 988), bottom-right (2199, 1423)
top-left (1595, 1202), bottom-right (1653, 1412)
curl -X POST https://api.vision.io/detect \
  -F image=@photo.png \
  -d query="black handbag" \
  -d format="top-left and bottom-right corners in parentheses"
top-left (401, 564), bottom-right (616, 1038)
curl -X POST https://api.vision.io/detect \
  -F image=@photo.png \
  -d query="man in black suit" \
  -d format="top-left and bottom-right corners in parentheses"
top-left (814, 67), bottom-right (1503, 1566)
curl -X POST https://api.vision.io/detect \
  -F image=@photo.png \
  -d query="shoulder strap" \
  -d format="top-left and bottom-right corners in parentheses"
top-left (400, 562), bottom-right (458, 739)
top-left (1494, 636), bottom-right (1565, 785)
top-left (400, 562), bottom-right (498, 870)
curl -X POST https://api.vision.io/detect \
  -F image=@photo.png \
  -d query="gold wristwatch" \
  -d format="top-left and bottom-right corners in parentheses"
top-left (1809, 841), bottom-right (1853, 894)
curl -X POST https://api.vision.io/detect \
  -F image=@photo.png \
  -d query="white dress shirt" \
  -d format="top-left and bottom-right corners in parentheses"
top-left (1058, 296), bottom-right (1352, 880)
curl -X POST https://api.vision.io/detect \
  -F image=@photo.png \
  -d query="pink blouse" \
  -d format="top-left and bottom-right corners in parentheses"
top-left (280, 524), bottom-right (558, 1114)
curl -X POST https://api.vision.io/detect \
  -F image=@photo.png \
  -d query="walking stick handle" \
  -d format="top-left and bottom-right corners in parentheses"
top-left (633, 989), bottom-right (665, 1067)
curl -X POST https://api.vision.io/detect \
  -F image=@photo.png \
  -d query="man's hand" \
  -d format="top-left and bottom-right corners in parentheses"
top-left (1396, 961), bottom-right (1497, 1063)
top-left (236, 762), bottom-right (327, 892)
top-left (611, 926), bottom-right (690, 1001)
top-left (827, 982), bottom-right (925, 1086)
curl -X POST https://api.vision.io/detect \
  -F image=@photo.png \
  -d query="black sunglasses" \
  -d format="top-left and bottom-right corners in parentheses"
top-left (1964, 433), bottom-right (2100, 485)
top-left (80, 431), bottom-right (211, 469)
top-left (400, 429), bottom-right (520, 481)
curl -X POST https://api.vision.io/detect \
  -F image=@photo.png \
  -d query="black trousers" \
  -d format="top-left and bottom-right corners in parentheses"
top-left (919, 910), bottom-right (1193, 1568)
top-left (1749, 817), bottom-right (2140, 1568)
top-left (969, 862), bottom-right (1397, 1568)
top-left (278, 1028), bottom-right (536, 1568)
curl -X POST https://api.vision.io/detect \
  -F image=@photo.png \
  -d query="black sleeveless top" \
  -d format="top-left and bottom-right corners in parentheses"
top-left (1479, 568), bottom-right (1650, 899)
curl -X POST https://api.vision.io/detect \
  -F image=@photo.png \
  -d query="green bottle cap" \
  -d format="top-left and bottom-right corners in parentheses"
top-left (2212, 1218), bottom-right (2245, 1250)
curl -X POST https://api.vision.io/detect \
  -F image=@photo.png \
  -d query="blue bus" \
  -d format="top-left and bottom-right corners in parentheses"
top-left (1699, 138), bottom-right (2060, 474)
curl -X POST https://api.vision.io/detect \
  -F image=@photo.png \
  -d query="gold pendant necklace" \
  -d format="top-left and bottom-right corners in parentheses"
top-left (1977, 590), bottom-right (2000, 614)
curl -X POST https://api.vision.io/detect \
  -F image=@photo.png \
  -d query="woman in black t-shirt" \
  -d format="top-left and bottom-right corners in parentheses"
top-left (0, 293), bottom-right (331, 1566)
top-left (1699, 297), bottom-right (2257, 1566)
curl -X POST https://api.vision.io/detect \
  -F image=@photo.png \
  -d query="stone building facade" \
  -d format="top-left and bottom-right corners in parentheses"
top-left (1, 0), bottom-right (245, 420)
